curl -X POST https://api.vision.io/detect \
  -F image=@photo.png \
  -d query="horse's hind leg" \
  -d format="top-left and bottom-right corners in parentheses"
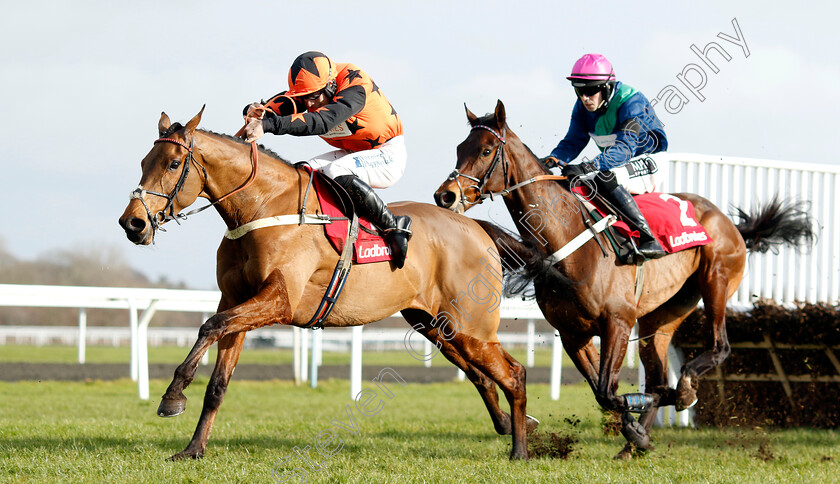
top-left (677, 259), bottom-right (736, 410)
top-left (169, 332), bottom-right (246, 460)
top-left (449, 332), bottom-right (529, 460)
top-left (403, 310), bottom-right (537, 435)
top-left (418, 326), bottom-right (538, 435)
top-left (159, 270), bottom-right (292, 418)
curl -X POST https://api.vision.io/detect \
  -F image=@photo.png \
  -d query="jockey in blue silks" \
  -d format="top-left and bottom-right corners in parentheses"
top-left (543, 53), bottom-right (668, 260)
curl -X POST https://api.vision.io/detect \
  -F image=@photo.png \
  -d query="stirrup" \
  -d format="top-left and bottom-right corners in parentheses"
top-left (384, 226), bottom-right (413, 235)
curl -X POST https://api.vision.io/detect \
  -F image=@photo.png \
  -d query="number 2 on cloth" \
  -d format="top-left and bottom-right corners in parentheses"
top-left (659, 194), bottom-right (698, 227)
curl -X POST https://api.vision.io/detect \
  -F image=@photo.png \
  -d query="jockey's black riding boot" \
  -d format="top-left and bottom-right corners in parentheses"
top-left (334, 175), bottom-right (412, 268)
top-left (604, 184), bottom-right (667, 261)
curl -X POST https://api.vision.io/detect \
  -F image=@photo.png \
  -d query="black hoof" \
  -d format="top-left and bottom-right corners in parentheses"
top-left (158, 396), bottom-right (186, 417)
top-left (620, 412), bottom-right (650, 450)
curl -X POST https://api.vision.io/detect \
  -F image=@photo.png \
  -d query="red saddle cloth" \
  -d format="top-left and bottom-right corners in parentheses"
top-left (312, 173), bottom-right (393, 264)
top-left (573, 188), bottom-right (712, 253)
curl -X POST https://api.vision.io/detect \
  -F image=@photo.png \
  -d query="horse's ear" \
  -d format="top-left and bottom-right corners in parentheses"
top-left (494, 100), bottom-right (506, 126)
top-left (184, 105), bottom-right (206, 134)
top-left (158, 112), bottom-right (171, 137)
top-left (464, 103), bottom-right (478, 126)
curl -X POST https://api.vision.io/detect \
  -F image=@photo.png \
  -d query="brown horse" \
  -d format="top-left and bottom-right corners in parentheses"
top-left (434, 100), bottom-right (814, 459)
top-left (118, 107), bottom-right (534, 460)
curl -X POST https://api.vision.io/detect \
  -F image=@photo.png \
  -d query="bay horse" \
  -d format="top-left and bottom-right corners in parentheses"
top-left (118, 107), bottom-right (534, 460)
top-left (433, 100), bottom-right (814, 459)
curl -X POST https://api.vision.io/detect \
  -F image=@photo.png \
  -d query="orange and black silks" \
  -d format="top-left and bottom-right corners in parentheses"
top-left (262, 63), bottom-right (403, 152)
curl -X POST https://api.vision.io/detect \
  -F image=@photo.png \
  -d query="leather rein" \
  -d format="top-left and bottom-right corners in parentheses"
top-left (446, 124), bottom-right (565, 207)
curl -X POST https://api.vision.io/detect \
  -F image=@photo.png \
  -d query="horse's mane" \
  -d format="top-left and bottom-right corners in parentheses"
top-left (198, 129), bottom-right (293, 165)
top-left (470, 112), bottom-right (559, 180)
top-left (161, 122), bottom-right (293, 166)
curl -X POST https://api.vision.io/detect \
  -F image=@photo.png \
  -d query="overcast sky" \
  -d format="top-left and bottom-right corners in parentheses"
top-left (1, 1), bottom-right (837, 289)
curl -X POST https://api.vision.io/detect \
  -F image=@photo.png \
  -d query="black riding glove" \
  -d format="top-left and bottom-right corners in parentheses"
top-left (561, 162), bottom-right (598, 178)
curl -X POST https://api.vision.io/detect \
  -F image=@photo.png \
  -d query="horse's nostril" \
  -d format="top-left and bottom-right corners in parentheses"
top-left (439, 191), bottom-right (456, 208)
top-left (120, 216), bottom-right (147, 233)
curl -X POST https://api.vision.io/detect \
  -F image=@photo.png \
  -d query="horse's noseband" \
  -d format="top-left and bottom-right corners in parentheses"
top-left (448, 124), bottom-right (508, 207)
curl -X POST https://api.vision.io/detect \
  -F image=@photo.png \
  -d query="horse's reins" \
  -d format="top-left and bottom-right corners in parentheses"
top-left (130, 136), bottom-right (259, 232)
top-left (447, 124), bottom-right (567, 207)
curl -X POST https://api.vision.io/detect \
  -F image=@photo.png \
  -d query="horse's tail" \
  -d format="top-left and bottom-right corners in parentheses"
top-left (733, 196), bottom-right (816, 254)
top-left (474, 219), bottom-right (564, 297)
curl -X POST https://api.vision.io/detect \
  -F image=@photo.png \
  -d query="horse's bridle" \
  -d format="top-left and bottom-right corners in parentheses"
top-left (446, 124), bottom-right (509, 208)
top-left (130, 136), bottom-right (260, 235)
top-left (130, 137), bottom-right (207, 232)
top-left (446, 124), bottom-right (567, 207)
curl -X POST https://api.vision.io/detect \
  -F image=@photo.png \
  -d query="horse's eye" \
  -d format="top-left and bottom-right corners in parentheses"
top-left (482, 148), bottom-right (492, 157)
top-left (168, 159), bottom-right (181, 170)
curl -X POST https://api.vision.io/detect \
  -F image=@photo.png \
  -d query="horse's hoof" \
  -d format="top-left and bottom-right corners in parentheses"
top-left (494, 413), bottom-right (513, 435)
top-left (676, 396), bottom-right (698, 411)
top-left (158, 396), bottom-right (186, 417)
top-left (509, 449), bottom-right (529, 460)
top-left (676, 375), bottom-right (698, 411)
top-left (525, 414), bottom-right (541, 433)
top-left (167, 450), bottom-right (203, 461)
top-left (620, 412), bottom-right (650, 450)
top-left (614, 448), bottom-right (633, 460)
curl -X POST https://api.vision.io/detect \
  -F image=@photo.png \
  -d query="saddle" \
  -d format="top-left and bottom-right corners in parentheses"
top-left (309, 170), bottom-right (394, 264)
top-left (571, 185), bottom-right (712, 264)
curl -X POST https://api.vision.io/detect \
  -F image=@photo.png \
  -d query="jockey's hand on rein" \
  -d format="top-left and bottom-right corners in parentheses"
top-left (243, 117), bottom-right (265, 143)
top-left (243, 102), bottom-right (266, 120)
top-left (561, 161), bottom-right (598, 178)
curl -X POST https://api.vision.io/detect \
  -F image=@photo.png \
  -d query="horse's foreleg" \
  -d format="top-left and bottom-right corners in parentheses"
top-left (564, 337), bottom-right (602, 395)
top-left (169, 332), bottom-right (246, 461)
top-left (614, 320), bottom-right (681, 460)
top-left (159, 270), bottom-right (292, 419)
top-left (593, 315), bottom-right (632, 411)
top-left (677, 266), bottom-right (732, 410)
top-left (594, 314), bottom-right (660, 452)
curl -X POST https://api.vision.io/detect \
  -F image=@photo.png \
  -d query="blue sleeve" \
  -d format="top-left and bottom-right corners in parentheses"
top-left (592, 92), bottom-right (667, 170)
top-left (548, 102), bottom-right (590, 164)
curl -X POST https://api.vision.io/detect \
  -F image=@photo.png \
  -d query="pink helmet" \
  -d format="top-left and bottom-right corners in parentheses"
top-left (567, 54), bottom-right (616, 87)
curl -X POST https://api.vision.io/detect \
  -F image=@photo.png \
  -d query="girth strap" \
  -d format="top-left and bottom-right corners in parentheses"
top-left (303, 213), bottom-right (360, 328)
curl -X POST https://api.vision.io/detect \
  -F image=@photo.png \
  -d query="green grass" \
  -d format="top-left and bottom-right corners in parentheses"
top-left (1, 377), bottom-right (837, 483)
top-left (0, 344), bottom-right (573, 368)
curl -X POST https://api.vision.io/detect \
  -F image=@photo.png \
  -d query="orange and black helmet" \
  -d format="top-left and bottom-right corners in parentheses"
top-left (286, 51), bottom-right (335, 97)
